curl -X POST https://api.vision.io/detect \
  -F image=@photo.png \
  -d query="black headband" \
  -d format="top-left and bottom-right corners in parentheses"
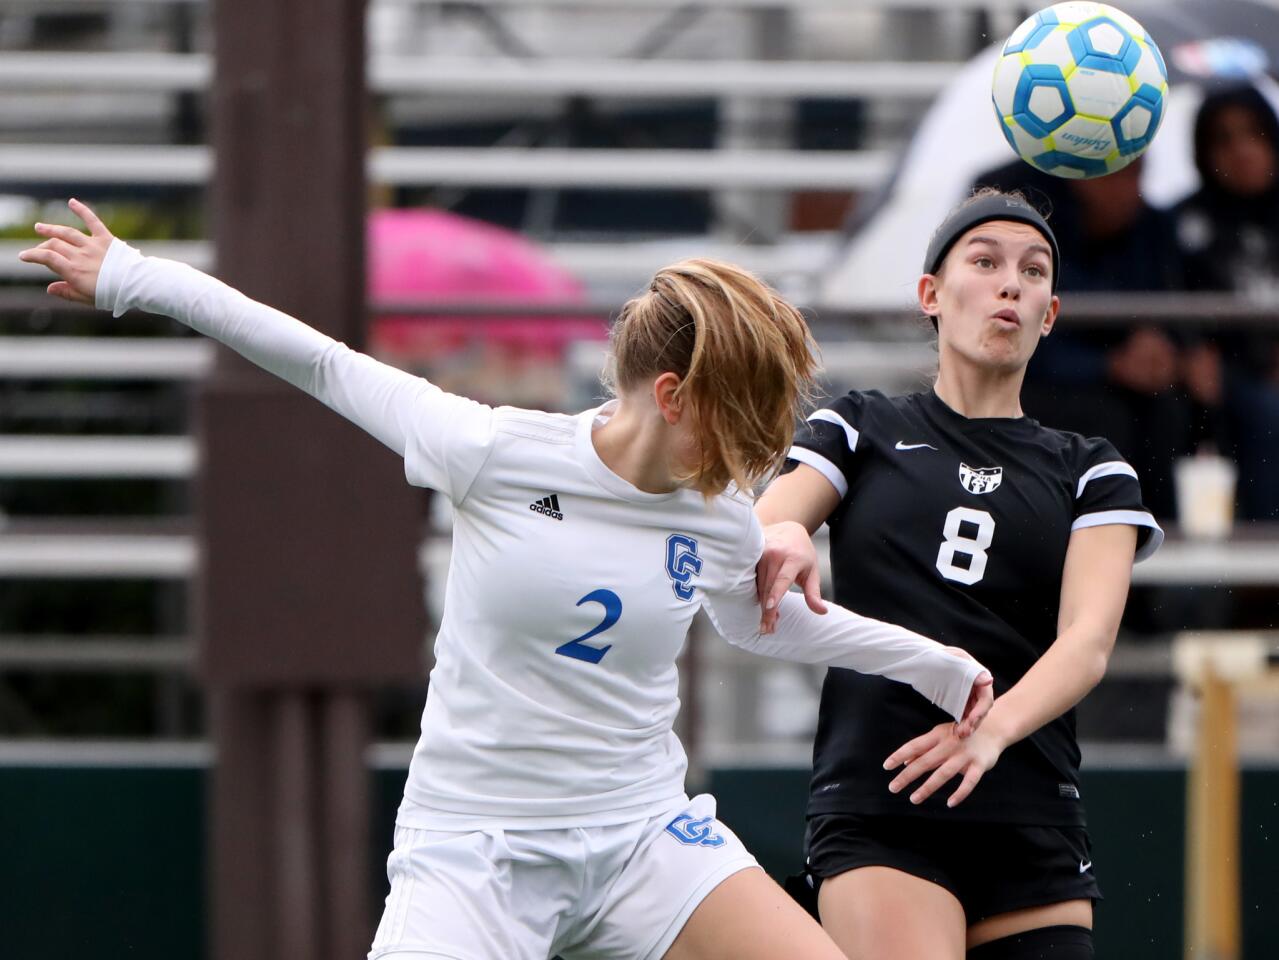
top-left (923, 195), bottom-right (1061, 292)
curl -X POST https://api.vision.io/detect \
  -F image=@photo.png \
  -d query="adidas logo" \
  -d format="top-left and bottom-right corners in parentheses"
top-left (529, 494), bottom-right (564, 521)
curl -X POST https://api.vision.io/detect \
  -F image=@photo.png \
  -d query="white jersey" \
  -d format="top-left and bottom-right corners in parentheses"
top-left (98, 240), bottom-right (986, 830)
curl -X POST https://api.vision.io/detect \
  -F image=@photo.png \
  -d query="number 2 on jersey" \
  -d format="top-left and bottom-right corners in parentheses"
top-left (935, 507), bottom-right (995, 586)
top-left (555, 588), bottom-right (623, 664)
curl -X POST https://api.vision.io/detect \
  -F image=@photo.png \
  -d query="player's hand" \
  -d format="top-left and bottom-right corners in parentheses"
top-left (754, 520), bottom-right (827, 634)
top-left (17, 199), bottom-right (114, 306)
top-left (883, 720), bottom-right (1005, 809)
top-left (942, 647), bottom-right (993, 738)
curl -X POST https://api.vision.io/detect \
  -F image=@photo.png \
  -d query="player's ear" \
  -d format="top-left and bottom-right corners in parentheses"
top-left (1040, 294), bottom-right (1060, 338)
top-left (918, 274), bottom-right (941, 320)
top-left (652, 372), bottom-right (684, 424)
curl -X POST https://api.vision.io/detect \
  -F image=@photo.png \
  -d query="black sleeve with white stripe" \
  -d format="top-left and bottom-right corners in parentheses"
top-left (1071, 437), bottom-right (1164, 561)
top-left (785, 392), bottom-right (865, 499)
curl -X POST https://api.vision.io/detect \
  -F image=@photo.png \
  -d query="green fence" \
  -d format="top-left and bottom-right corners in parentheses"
top-left (2, 762), bottom-right (1275, 958)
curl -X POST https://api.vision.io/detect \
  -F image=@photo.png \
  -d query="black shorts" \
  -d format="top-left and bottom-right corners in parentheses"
top-left (806, 813), bottom-right (1102, 923)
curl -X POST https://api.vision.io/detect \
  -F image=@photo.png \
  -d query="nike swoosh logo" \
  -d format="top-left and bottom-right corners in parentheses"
top-left (1079, 860), bottom-right (1092, 874)
top-left (895, 441), bottom-right (938, 451)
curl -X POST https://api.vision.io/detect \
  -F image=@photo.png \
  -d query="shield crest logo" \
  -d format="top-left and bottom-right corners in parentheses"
top-left (959, 463), bottom-right (1003, 495)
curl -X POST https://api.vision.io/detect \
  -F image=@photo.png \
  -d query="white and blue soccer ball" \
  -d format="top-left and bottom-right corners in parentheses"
top-left (992, 2), bottom-right (1169, 179)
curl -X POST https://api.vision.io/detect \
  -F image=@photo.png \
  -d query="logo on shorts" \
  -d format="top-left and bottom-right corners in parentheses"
top-left (959, 463), bottom-right (1003, 495)
top-left (664, 813), bottom-right (725, 848)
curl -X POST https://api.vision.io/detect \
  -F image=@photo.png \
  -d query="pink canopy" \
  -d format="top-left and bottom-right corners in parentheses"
top-left (368, 208), bottom-right (606, 358)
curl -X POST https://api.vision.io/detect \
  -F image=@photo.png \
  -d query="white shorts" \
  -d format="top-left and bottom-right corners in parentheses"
top-left (368, 793), bottom-right (758, 960)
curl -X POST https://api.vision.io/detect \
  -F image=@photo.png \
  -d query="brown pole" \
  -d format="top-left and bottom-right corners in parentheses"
top-left (274, 693), bottom-right (319, 960)
top-left (209, 690), bottom-right (272, 960)
top-left (207, 2), bottom-right (425, 959)
top-left (323, 692), bottom-right (373, 960)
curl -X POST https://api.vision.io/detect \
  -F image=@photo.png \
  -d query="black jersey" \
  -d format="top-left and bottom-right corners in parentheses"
top-left (788, 389), bottom-right (1162, 826)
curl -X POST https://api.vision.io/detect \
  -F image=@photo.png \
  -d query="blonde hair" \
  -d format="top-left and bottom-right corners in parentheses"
top-left (606, 258), bottom-right (819, 497)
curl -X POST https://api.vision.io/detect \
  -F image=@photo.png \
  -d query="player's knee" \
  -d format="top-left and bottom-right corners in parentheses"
top-left (968, 924), bottom-right (1093, 960)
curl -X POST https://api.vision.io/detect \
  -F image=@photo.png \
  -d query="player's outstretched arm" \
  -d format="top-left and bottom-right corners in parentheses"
top-left (704, 573), bottom-right (992, 734)
top-left (882, 522), bottom-right (1137, 808)
top-left (19, 201), bottom-right (483, 465)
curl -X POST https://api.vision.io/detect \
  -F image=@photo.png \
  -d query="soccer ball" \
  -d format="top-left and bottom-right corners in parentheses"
top-left (992, 2), bottom-right (1168, 179)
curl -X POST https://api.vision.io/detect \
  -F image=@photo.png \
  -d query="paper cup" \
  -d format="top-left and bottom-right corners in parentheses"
top-left (1173, 454), bottom-right (1237, 540)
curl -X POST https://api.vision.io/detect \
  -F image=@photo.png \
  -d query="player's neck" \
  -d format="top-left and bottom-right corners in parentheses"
top-left (591, 400), bottom-right (682, 494)
top-left (932, 364), bottom-right (1025, 419)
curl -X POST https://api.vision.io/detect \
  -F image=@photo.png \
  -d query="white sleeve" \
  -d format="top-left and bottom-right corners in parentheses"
top-left (701, 521), bottom-right (986, 722)
top-left (96, 239), bottom-right (493, 502)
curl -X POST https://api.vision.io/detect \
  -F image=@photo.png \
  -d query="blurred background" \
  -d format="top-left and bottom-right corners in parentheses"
top-left (0, 0), bottom-right (1276, 958)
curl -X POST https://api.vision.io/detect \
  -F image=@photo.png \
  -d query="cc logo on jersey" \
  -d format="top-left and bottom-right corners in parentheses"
top-left (664, 813), bottom-right (726, 848)
top-left (665, 534), bottom-right (703, 602)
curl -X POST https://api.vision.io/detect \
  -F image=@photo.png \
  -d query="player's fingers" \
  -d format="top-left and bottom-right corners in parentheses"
top-left (755, 553), bottom-right (784, 631)
top-left (882, 727), bottom-right (941, 771)
top-left (766, 558), bottom-right (802, 613)
top-left (33, 221), bottom-right (88, 246)
top-left (47, 280), bottom-right (91, 305)
top-left (887, 740), bottom-right (952, 794)
top-left (890, 744), bottom-right (954, 796)
top-left (68, 198), bottom-right (110, 238)
top-left (37, 237), bottom-right (79, 261)
top-left (946, 764), bottom-right (987, 808)
top-left (910, 757), bottom-right (966, 805)
top-left (972, 674), bottom-right (994, 719)
top-left (754, 551), bottom-right (783, 607)
top-left (957, 674), bottom-right (994, 738)
top-left (957, 673), bottom-right (993, 732)
top-left (758, 611), bottom-right (773, 635)
top-left (801, 566), bottom-right (828, 615)
top-left (17, 246), bottom-right (73, 276)
top-left (758, 597), bottom-right (781, 635)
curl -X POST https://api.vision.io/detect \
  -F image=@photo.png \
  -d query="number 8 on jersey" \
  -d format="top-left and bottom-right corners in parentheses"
top-left (936, 507), bottom-right (995, 586)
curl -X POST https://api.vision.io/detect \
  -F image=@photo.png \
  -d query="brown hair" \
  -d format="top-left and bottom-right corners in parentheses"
top-left (606, 258), bottom-right (819, 497)
top-left (926, 186), bottom-right (1042, 333)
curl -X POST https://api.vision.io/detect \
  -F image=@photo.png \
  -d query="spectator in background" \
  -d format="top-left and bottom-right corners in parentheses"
top-left (971, 158), bottom-right (1191, 520)
top-left (1172, 84), bottom-right (1279, 521)
top-left (1175, 84), bottom-right (1279, 306)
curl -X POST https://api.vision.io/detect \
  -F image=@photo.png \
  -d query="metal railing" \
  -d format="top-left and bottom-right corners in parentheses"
top-left (3, 310), bottom-right (1278, 751)
top-left (0, 143), bottom-right (894, 190)
top-left (1, 51), bottom-right (961, 99)
top-left (0, 436), bottom-right (197, 479)
top-left (0, 531), bottom-right (197, 578)
top-left (12, 0), bottom-right (1026, 10)
top-left (0, 636), bottom-right (194, 670)
top-left (0, 336), bottom-right (214, 379)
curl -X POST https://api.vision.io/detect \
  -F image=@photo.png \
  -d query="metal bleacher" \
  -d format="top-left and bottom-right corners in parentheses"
top-left (1, 0), bottom-right (1025, 740)
top-left (7, 12), bottom-right (1279, 958)
top-left (5, 0), bottom-right (1273, 754)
